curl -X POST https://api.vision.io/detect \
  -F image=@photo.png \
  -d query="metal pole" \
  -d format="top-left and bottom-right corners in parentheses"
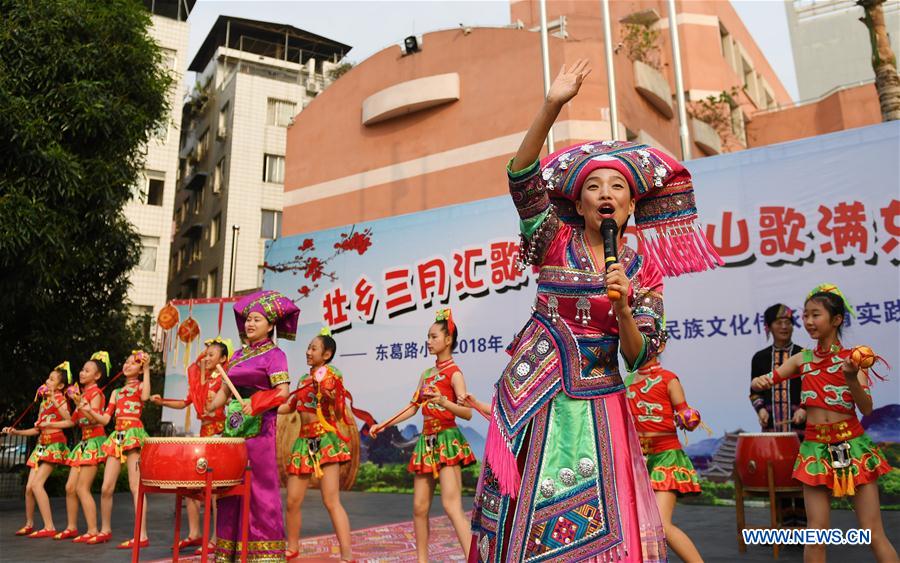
top-left (538, 0), bottom-right (555, 152)
top-left (666, 0), bottom-right (691, 159)
top-left (229, 225), bottom-right (240, 296)
top-left (601, 0), bottom-right (618, 139)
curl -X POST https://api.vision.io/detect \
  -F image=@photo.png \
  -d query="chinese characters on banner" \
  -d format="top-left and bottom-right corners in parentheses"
top-left (706, 199), bottom-right (899, 266)
top-left (320, 240), bottom-right (529, 332)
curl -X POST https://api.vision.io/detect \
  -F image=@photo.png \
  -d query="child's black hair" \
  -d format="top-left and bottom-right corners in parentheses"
top-left (316, 335), bottom-right (337, 364)
top-left (88, 359), bottom-right (108, 380)
top-left (434, 320), bottom-right (459, 352)
top-left (208, 341), bottom-right (229, 359)
top-left (805, 291), bottom-right (846, 338)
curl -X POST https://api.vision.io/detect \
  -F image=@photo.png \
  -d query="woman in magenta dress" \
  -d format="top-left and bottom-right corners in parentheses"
top-left (469, 60), bottom-right (722, 562)
top-left (208, 290), bottom-right (298, 562)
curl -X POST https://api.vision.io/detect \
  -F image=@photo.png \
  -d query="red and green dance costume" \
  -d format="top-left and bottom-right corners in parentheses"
top-left (100, 379), bottom-right (149, 463)
top-left (771, 344), bottom-right (891, 496)
top-left (27, 391), bottom-right (70, 468)
top-left (67, 383), bottom-right (107, 466)
top-left (287, 365), bottom-right (352, 477)
top-left (408, 358), bottom-right (476, 476)
top-left (626, 365), bottom-right (700, 494)
top-left (186, 366), bottom-right (226, 437)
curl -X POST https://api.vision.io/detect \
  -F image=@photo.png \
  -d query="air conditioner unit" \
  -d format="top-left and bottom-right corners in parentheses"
top-left (306, 79), bottom-right (321, 93)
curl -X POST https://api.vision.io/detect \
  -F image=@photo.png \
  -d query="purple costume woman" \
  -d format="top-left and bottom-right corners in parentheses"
top-left (215, 290), bottom-right (298, 563)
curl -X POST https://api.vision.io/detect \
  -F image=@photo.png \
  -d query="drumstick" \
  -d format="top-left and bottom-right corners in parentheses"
top-left (215, 364), bottom-right (244, 403)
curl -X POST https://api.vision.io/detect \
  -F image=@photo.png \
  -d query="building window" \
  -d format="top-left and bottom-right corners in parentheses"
top-left (263, 154), bottom-right (285, 183)
top-left (217, 102), bottom-right (229, 139)
top-left (198, 128), bottom-right (210, 161)
top-left (213, 157), bottom-right (226, 194)
top-left (138, 236), bottom-right (159, 271)
top-left (147, 178), bottom-right (164, 206)
top-left (731, 107), bottom-right (747, 146)
top-left (260, 209), bottom-right (282, 239)
top-left (206, 269), bottom-right (218, 298)
top-left (210, 213), bottom-right (221, 247)
top-left (267, 98), bottom-right (296, 127)
top-left (190, 239), bottom-right (202, 263)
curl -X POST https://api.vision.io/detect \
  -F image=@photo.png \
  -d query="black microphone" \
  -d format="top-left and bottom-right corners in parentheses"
top-left (600, 219), bottom-right (621, 301)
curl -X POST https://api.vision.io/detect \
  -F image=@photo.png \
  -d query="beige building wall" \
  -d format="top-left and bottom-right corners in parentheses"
top-left (125, 13), bottom-right (189, 316)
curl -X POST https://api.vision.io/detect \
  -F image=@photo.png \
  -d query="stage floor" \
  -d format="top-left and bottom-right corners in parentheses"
top-left (1, 490), bottom-right (897, 561)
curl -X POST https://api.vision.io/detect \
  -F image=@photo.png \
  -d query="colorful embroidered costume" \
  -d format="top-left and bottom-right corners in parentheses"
top-left (67, 383), bottom-right (108, 466)
top-left (215, 290), bottom-right (298, 563)
top-left (100, 379), bottom-right (149, 463)
top-left (773, 344), bottom-right (891, 496)
top-left (26, 391), bottom-right (70, 467)
top-left (287, 365), bottom-right (352, 477)
top-left (471, 141), bottom-right (721, 563)
top-left (408, 358), bottom-right (476, 477)
top-left (626, 365), bottom-right (700, 495)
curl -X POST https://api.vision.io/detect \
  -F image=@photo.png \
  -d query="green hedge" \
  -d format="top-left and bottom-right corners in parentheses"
top-left (352, 462), bottom-right (481, 495)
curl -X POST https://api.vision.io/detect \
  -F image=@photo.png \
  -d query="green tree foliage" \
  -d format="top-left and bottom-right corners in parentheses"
top-left (0, 0), bottom-right (172, 420)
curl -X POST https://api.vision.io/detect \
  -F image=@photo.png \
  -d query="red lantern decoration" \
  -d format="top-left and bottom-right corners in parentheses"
top-left (178, 316), bottom-right (201, 371)
top-left (156, 302), bottom-right (180, 362)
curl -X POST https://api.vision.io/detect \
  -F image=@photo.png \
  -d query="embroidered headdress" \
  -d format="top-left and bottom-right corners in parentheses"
top-left (539, 141), bottom-right (722, 277)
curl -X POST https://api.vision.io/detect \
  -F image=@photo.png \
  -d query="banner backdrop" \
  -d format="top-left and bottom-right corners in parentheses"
top-left (257, 123), bottom-right (898, 450)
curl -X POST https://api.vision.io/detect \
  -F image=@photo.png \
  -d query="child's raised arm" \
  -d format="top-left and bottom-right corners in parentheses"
top-left (751, 351), bottom-right (804, 391)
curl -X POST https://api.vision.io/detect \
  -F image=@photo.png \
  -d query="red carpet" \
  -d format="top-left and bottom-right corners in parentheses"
top-left (149, 512), bottom-right (468, 562)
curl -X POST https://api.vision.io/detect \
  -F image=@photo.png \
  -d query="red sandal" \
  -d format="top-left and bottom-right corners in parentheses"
top-left (195, 541), bottom-right (216, 555)
top-left (53, 529), bottom-right (79, 540)
top-left (72, 532), bottom-right (96, 543)
top-left (86, 532), bottom-right (112, 545)
top-left (117, 537), bottom-right (150, 549)
top-left (15, 525), bottom-right (34, 536)
top-left (175, 536), bottom-right (203, 549)
top-left (28, 529), bottom-right (57, 539)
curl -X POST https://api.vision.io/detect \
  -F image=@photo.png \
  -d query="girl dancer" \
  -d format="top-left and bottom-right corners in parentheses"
top-left (468, 59), bottom-right (722, 562)
top-left (279, 329), bottom-right (353, 561)
top-left (59, 354), bottom-right (109, 543)
top-left (82, 350), bottom-right (151, 547)
top-left (370, 309), bottom-right (476, 563)
top-left (151, 337), bottom-right (231, 552)
top-left (752, 284), bottom-right (897, 562)
top-left (3, 363), bottom-right (73, 538)
top-left (626, 343), bottom-right (703, 561)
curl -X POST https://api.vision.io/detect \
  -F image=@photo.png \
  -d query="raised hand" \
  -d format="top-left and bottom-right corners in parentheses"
top-left (547, 59), bottom-right (592, 107)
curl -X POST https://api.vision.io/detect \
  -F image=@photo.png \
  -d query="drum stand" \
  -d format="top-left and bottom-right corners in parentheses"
top-left (131, 464), bottom-right (253, 563)
top-left (735, 462), bottom-right (805, 559)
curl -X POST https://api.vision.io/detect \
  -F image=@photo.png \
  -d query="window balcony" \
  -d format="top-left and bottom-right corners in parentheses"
top-left (633, 61), bottom-right (673, 119)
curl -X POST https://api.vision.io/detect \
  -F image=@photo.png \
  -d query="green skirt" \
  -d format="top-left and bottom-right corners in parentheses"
top-left (646, 448), bottom-right (700, 495)
top-left (27, 442), bottom-right (70, 468)
top-left (407, 427), bottom-right (476, 475)
top-left (67, 435), bottom-right (107, 466)
top-left (287, 431), bottom-right (351, 476)
top-left (101, 427), bottom-right (149, 462)
top-left (793, 433), bottom-right (891, 496)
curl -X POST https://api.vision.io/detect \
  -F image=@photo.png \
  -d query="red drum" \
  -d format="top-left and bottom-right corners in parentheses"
top-left (141, 437), bottom-right (247, 490)
top-left (735, 432), bottom-right (801, 491)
